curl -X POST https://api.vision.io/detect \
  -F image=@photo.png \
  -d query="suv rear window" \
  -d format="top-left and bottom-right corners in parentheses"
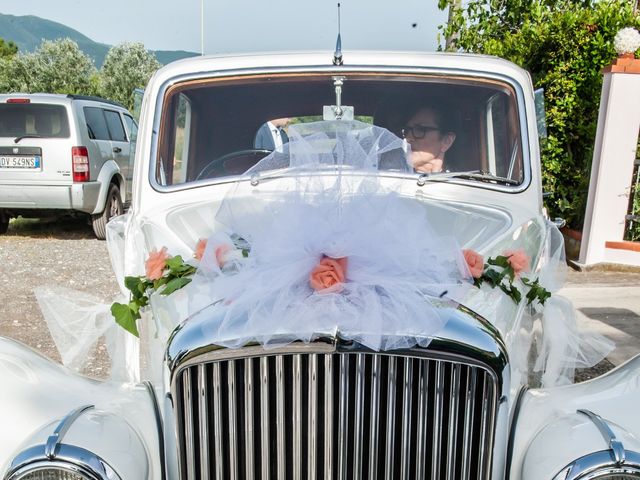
top-left (84, 107), bottom-right (127, 142)
top-left (0, 104), bottom-right (70, 138)
top-left (84, 106), bottom-right (111, 140)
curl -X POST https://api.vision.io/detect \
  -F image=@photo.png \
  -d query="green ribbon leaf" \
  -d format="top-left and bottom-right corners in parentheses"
top-left (161, 276), bottom-right (193, 296)
top-left (111, 302), bottom-right (140, 337)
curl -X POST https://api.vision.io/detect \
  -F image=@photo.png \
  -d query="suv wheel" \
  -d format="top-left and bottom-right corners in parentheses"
top-left (0, 211), bottom-right (9, 234)
top-left (92, 183), bottom-right (123, 240)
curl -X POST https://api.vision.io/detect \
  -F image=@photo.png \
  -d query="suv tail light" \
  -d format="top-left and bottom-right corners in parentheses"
top-left (6, 98), bottom-right (30, 104)
top-left (72, 146), bottom-right (90, 182)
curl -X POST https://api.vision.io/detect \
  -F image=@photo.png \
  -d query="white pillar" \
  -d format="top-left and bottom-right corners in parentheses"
top-left (579, 56), bottom-right (640, 267)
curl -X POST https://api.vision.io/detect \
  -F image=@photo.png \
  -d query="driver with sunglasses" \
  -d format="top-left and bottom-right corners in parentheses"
top-left (402, 105), bottom-right (457, 174)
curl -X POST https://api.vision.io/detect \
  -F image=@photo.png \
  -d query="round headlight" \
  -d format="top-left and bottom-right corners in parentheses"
top-left (583, 470), bottom-right (640, 479)
top-left (553, 450), bottom-right (640, 480)
top-left (9, 464), bottom-right (94, 480)
top-left (5, 445), bottom-right (120, 480)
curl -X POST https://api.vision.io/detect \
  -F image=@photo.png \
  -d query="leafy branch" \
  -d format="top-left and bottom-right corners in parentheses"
top-left (111, 255), bottom-right (196, 337)
top-left (473, 254), bottom-right (551, 306)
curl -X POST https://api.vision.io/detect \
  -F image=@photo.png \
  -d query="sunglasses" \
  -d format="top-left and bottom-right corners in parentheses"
top-left (401, 124), bottom-right (441, 139)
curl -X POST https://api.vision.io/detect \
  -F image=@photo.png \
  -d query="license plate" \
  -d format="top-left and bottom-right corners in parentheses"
top-left (0, 155), bottom-right (41, 169)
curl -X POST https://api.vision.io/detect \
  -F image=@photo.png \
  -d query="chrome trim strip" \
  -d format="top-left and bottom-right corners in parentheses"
top-left (228, 360), bottom-right (238, 479)
top-left (212, 363), bottom-right (224, 479)
top-left (244, 358), bottom-right (255, 480)
top-left (578, 409), bottom-right (626, 465)
top-left (337, 354), bottom-right (349, 480)
top-left (478, 374), bottom-right (490, 476)
top-left (293, 354), bottom-right (302, 480)
top-left (260, 357), bottom-right (270, 480)
top-left (385, 356), bottom-right (397, 480)
top-left (45, 404), bottom-right (94, 460)
top-left (353, 353), bottom-right (365, 479)
top-left (143, 381), bottom-right (167, 480)
top-left (505, 385), bottom-right (528, 478)
top-left (369, 355), bottom-right (381, 480)
top-left (197, 365), bottom-right (210, 479)
top-left (182, 369), bottom-right (195, 479)
top-left (431, 361), bottom-right (444, 479)
top-left (309, 354), bottom-right (318, 480)
top-left (446, 364), bottom-right (461, 479)
top-left (276, 355), bottom-right (286, 478)
top-left (461, 367), bottom-right (477, 480)
top-left (415, 360), bottom-right (428, 480)
top-left (400, 358), bottom-right (413, 480)
top-left (325, 354), bottom-right (334, 480)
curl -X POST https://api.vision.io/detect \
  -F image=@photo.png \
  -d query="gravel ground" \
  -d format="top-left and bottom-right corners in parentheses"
top-left (0, 216), bottom-right (626, 382)
top-left (0, 217), bottom-right (120, 378)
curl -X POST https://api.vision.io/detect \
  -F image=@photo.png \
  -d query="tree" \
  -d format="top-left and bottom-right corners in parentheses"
top-left (439, 0), bottom-right (640, 228)
top-left (99, 42), bottom-right (160, 110)
top-left (0, 38), bottom-right (96, 94)
top-left (0, 38), bottom-right (18, 59)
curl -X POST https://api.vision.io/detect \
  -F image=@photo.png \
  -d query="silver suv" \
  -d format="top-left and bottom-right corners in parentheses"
top-left (0, 93), bottom-right (137, 239)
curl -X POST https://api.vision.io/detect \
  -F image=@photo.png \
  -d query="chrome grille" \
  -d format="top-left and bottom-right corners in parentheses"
top-left (174, 352), bottom-right (498, 480)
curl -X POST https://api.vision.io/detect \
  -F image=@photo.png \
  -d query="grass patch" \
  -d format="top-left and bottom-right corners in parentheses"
top-left (7, 216), bottom-right (94, 239)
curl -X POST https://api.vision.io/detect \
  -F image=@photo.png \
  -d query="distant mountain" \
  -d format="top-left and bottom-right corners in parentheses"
top-left (0, 13), bottom-right (198, 67)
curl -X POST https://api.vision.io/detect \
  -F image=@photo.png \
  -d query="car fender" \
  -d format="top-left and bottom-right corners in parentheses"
top-left (0, 337), bottom-right (162, 479)
top-left (510, 354), bottom-right (640, 479)
top-left (92, 160), bottom-right (124, 215)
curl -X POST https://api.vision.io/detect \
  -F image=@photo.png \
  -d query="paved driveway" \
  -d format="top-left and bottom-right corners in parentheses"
top-left (562, 269), bottom-right (640, 366)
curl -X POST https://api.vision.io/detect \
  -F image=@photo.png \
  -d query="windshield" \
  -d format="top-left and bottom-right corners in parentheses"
top-left (0, 103), bottom-right (70, 139)
top-left (156, 73), bottom-right (524, 187)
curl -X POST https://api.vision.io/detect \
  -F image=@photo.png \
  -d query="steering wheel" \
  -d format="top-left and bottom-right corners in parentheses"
top-left (196, 149), bottom-right (272, 180)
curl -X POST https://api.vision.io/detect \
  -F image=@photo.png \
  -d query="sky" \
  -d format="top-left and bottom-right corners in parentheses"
top-left (0, 0), bottom-right (448, 54)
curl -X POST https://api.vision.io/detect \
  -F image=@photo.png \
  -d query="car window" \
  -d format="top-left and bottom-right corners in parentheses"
top-left (0, 104), bottom-right (70, 138)
top-left (83, 106), bottom-right (110, 141)
top-left (157, 74), bottom-right (523, 187)
top-left (104, 109), bottom-right (127, 142)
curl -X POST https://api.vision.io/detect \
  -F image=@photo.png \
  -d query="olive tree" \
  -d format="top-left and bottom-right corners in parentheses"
top-left (439, 0), bottom-right (640, 229)
top-left (0, 38), bottom-right (18, 59)
top-left (99, 42), bottom-right (161, 110)
top-left (0, 38), bottom-right (96, 94)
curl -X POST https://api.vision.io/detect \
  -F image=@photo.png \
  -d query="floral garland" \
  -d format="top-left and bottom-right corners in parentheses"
top-left (111, 237), bottom-right (246, 337)
top-left (463, 248), bottom-right (551, 306)
top-left (112, 241), bottom-right (551, 336)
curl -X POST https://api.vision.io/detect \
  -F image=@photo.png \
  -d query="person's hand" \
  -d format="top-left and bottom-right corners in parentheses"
top-left (411, 152), bottom-right (443, 173)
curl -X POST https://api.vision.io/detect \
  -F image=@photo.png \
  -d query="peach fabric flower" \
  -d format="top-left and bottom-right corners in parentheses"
top-left (215, 244), bottom-right (232, 268)
top-left (194, 239), bottom-right (207, 261)
top-left (310, 256), bottom-right (348, 292)
top-left (504, 249), bottom-right (530, 277)
top-left (145, 247), bottom-right (170, 280)
top-left (463, 249), bottom-right (484, 279)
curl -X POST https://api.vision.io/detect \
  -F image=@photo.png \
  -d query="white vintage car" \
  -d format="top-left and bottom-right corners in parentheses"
top-left (1, 51), bottom-right (640, 480)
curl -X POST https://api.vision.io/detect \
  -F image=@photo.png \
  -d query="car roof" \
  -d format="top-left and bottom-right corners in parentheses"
top-left (151, 50), bottom-right (531, 89)
top-left (0, 93), bottom-right (128, 111)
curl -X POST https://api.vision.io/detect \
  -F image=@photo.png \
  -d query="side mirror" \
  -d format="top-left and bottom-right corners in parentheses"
top-left (553, 217), bottom-right (567, 229)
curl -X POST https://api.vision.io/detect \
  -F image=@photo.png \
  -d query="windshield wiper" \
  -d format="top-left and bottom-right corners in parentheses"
top-left (416, 170), bottom-right (520, 186)
top-left (14, 134), bottom-right (45, 144)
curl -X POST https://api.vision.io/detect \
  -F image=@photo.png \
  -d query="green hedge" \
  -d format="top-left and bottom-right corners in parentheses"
top-left (441, 0), bottom-right (640, 229)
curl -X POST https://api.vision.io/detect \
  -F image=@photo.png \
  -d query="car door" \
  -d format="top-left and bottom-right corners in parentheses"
top-left (103, 109), bottom-right (129, 182)
top-left (83, 106), bottom-right (114, 181)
